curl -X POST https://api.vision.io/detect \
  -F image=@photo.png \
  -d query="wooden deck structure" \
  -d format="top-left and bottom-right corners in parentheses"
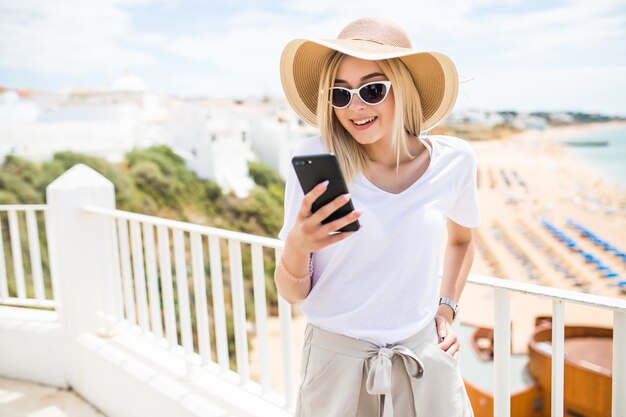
top-left (528, 320), bottom-right (612, 417)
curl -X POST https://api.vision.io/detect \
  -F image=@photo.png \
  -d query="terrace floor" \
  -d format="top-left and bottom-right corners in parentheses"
top-left (0, 377), bottom-right (106, 417)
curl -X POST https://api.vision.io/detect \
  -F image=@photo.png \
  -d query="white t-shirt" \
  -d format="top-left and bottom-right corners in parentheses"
top-left (278, 135), bottom-right (480, 346)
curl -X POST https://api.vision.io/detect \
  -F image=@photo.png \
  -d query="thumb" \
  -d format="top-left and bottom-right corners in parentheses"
top-left (436, 316), bottom-right (447, 339)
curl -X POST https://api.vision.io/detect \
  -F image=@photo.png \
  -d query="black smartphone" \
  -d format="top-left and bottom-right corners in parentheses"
top-left (292, 153), bottom-right (360, 233)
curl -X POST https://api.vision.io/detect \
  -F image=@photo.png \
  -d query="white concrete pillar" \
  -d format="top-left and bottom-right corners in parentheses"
top-left (46, 164), bottom-right (118, 389)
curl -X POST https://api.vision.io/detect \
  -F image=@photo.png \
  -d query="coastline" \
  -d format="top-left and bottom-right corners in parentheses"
top-left (505, 120), bottom-right (626, 143)
top-left (509, 121), bottom-right (626, 191)
top-left (465, 121), bottom-right (625, 352)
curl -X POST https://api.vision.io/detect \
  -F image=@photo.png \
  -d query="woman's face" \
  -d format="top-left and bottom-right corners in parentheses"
top-left (333, 56), bottom-right (395, 146)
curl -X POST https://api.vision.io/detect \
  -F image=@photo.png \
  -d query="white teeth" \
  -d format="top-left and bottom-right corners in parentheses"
top-left (353, 116), bottom-right (376, 126)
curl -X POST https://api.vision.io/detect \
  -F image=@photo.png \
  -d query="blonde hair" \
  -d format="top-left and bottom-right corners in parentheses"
top-left (316, 51), bottom-right (424, 183)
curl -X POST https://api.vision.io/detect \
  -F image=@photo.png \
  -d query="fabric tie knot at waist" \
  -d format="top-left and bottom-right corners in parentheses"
top-left (365, 344), bottom-right (425, 395)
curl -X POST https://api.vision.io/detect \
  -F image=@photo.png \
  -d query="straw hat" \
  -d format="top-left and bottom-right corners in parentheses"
top-left (280, 17), bottom-right (459, 132)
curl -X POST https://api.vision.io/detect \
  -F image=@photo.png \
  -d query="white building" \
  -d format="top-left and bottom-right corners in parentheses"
top-left (0, 83), bottom-right (316, 198)
top-left (0, 90), bottom-right (41, 123)
top-left (512, 114), bottom-right (548, 130)
top-left (244, 100), bottom-right (318, 181)
top-left (169, 102), bottom-right (256, 198)
top-left (447, 110), bottom-right (506, 127)
top-left (0, 74), bottom-right (170, 163)
top-left (0, 118), bottom-right (138, 163)
top-left (111, 71), bottom-right (148, 93)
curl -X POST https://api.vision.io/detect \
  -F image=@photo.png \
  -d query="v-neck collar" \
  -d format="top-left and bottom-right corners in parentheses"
top-left (356, 136), bottom-right (436, 197)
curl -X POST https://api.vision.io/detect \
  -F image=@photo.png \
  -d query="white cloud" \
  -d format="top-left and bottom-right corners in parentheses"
top-left (456, 64), bottom-right (626, 115)
top-left (0, 0), bottom-right (624, 112)
top-left (151, 11), bottom-right (339, 96)
top-left (0, 0), bottom-right (155, 74)
top-left (462, 2), bottom-right (626, 63)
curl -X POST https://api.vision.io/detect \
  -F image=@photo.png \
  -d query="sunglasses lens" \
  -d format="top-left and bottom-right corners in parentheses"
top-left (331, 88), bottom-right (351, 108)
top-left (359, 83), bottom-right (387, 104)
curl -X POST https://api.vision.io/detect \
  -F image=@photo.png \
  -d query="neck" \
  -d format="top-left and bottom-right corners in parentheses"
top-left (363, 135), bottom-right (424, 168)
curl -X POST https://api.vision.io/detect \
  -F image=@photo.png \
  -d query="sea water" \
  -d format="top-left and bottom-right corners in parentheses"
top-left (559, 125), bottom-right (626, 188)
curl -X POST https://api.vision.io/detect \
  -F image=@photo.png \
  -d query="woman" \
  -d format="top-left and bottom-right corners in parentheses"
top-left (275, 17), bottom-right (479, 417)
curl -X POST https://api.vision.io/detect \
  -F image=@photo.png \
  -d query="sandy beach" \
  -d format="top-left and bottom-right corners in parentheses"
top-left (249, 122), bottom-right (626, 394)
top-left (461, 121), bottom-right (626, 353)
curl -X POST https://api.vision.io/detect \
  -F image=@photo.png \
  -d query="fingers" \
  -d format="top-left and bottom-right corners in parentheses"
top-left (298, 180), bottom-right (329, 219)
top-left (446, 341), bottom-right (460, 357)
top-left (293, 181), bottom-right (360, 252)
top-left (323, 229), bottom-right (357, 246)
top-left (300, 185), bottom-right (359, 238)
top-left (438, 333), bottom-right (460, 356)
top-left (435, 317), bottom-right (458, 354)
top-left (435, 316), bottom-right (448, 340)
top-left (310, 192), bottom-right (352, 225)
top-left (320, 209), bottom-right (362, 235)
top-left (440, 327), bottom-right (459, 355)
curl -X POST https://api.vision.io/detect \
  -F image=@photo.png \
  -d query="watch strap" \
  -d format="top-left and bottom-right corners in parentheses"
top-left (438, 297), bottom-right (459, 320)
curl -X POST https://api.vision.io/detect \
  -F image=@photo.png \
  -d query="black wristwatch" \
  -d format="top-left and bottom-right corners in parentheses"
top-left (438, 297), bottom-right (459, 321)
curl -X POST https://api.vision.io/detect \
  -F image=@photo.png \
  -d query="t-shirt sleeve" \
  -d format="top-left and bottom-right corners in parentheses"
top-left (278, 160), bottom-right (305, 241)
top-left (446, 149), bottom-right (481, 228)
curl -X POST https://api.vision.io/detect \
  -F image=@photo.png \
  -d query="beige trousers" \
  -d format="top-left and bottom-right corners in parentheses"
top-left (295, 321), bottom-right (474, 417)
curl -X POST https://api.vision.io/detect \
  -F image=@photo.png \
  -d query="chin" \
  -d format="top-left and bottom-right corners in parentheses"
top-left (350, 131), bottom-right (383, 145)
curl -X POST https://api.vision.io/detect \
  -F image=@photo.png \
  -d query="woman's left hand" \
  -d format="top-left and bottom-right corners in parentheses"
top-left (434, 306), bottom-right (460, 359)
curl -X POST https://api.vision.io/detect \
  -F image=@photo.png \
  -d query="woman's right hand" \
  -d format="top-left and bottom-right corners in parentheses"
top-left (286, 180), bottom-right (362, 255)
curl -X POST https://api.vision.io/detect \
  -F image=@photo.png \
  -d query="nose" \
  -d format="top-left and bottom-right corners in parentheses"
top-left (347, 91), bottom-right (366, 110)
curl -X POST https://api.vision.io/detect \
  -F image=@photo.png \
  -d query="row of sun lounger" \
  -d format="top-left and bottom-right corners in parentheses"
top-left (541, 219), bottom-right (623, 285)
top-left (476, 216), bottom-right (624, 295)
top-left (516, 220), bottom-right (579, 282)
top-left (492, 222), bottom-right (541, 281)
top-left (482, 168), bottom-right (528, 190)
top-left (566, 218), bottom-right (626, 261)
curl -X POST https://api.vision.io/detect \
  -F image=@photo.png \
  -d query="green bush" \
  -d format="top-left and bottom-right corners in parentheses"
top-left (248, 160), bottom-right (283, 189)
top-left (0, 146), bottom-right (286, 323)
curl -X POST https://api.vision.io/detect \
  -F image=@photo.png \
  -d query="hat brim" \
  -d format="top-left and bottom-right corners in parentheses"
top-left (280, 38), bottom-right (458, 132)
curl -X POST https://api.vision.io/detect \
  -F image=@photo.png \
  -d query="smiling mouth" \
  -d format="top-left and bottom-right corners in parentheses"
top-left (352, 116), bottom-right (378, 127)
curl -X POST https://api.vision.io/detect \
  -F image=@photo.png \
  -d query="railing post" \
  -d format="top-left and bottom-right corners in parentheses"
top-left (552, 300), bottom-right (565, 417)
top-left (275, 248), bottom-right (295, 410)
top-left (614, 311), bottom-right (626, 417)
top-left (46, 164), bottom-right (118, 389)
top-left (494, 288), bottom-right (511, 417)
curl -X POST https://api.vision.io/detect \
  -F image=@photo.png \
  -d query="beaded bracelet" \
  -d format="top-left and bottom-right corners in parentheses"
top-left (278, 255), bottom-right (313, 282)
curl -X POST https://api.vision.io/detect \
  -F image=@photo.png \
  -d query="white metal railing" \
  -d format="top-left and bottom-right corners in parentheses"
top-left (83, 205), bottom-right (297, 409)
top-left (82, 205), bottom-right (626, 417)
top-left (4, 200), bottom-right (624, 416)
top-left (469, 273), bottom-right (626, 417)
top-left (0, 204), bottom-right (59, 309)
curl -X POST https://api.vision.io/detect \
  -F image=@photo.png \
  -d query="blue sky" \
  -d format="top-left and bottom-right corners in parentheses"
top-left (1, 0), bottom-right (625, 115)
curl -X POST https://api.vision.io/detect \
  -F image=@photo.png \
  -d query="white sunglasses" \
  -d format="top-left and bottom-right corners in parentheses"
top-left (330, 81), bottom-right (392, 109)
